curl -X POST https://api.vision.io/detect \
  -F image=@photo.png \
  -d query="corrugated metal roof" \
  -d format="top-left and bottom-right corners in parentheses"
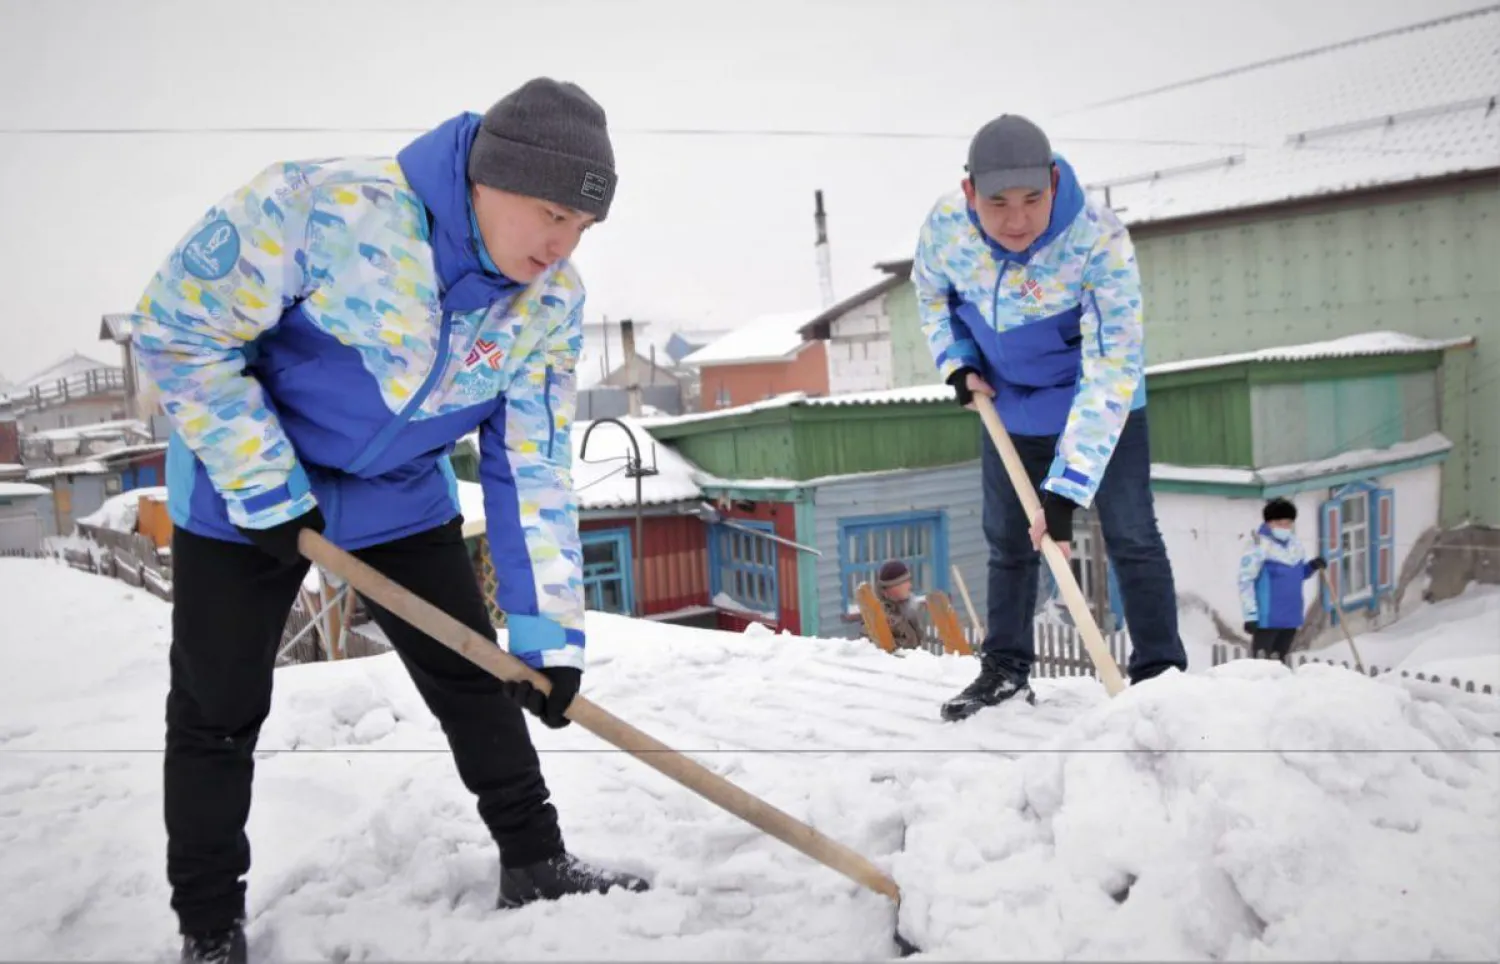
top-left (640, 384), bottom-right (955, 430)
top-left (1052, 6), bottom-right (1500, 224)
top-left (1146, 331), bottom-right (1476, 376)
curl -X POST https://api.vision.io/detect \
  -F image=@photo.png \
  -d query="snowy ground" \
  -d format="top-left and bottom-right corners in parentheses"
top-left (2, 557), bottom-right (1498, 961)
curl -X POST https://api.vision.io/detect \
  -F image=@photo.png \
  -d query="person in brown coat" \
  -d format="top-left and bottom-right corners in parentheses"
top-left (877, 560), bottom-right (927, 651)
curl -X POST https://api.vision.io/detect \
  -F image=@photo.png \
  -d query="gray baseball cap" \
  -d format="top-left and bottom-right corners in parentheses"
top-left (966, 114), bottom-right (1054, 198)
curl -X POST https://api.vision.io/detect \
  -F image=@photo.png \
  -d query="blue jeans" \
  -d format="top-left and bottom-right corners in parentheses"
top-left (980, 408), bottom-right (1186, 683)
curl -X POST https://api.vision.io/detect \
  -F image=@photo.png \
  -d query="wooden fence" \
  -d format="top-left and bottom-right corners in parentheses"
top-left (1211, 643), bottom-right (1495, 697)
top-left (902, 614), bottom-right (1133, 680)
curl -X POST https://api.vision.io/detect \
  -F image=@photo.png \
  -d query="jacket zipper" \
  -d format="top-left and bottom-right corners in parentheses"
top-left (543, 364), bottom-right (556, 459)
top-left (345, 307), bottom-right (457, 475)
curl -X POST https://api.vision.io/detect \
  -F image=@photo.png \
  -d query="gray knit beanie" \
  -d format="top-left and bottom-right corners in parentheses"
top-left (468, 78), bottom-right (616, 220)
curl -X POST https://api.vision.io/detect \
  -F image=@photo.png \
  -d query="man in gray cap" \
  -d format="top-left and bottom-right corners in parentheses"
top-left (129, 77), bottom-right (646, 963)
top-left (912, 113), bottom-right (1186, 721)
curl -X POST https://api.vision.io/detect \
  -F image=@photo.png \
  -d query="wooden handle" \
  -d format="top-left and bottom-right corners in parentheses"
top-left (1318, 568), bottom-right (1366, 673)
top-left (297, 529), bottom-right (902, 903)
top-left (949, 563), bottom-right (984, 638)
top-left (970, 395), bottom-right (1128, 696)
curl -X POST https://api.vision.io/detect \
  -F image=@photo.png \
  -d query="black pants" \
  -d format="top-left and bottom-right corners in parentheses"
top-left (163, 519), bottom-right (562, 935)
top-left (1252, 628), bottom-right (1297, 665)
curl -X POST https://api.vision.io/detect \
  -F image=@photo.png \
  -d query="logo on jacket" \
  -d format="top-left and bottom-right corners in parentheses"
top-left (580, 172), bottom-right (609, 202)
top-left (1019, 278), bottom-right (1044, 302)
top-left (182, 218), bottom-right (241, 281)
top-left (465, 339), bottom-right (505, 371)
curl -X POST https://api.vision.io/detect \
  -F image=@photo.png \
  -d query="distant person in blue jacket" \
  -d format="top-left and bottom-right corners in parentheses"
top-left (130, 78), bottom-right (647, 964)
top-left (1239, 498), bottom-right (1327, 665)
top-left (914, 113), bottom-right (1187, 721)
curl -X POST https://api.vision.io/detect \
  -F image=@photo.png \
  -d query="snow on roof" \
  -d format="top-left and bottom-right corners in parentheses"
top-left (0, 482), bottom-right (51, 499)
top-left (5, 560), bottom-right (1499, 959)
top-left (14, 351), bottom-right (120, 389)
top-left (1152, 432), bottom-right (1452, 487)
top-left (26, 461), bottom-right (109, 480)
top-left (457, 416), bottom-right (703, 526)
top-left (1146, 332), bottom-right (1475, 377)
top-left (1053, 7), bottom-right (1500, 224)
top-left (642, 383), bottom-right (954, 430)
top-left (679, 310), bottom-right (821, 367)
top-left (26, 418), bottom-right (149, 442)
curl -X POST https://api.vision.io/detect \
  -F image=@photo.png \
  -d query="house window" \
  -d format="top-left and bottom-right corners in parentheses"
top-left (715, 384), bottom-right (732, 408)
top-left (711, 521), bottom-right (779, 617)
top-left (581, 528), bottom-right (634, 615)
top-left (837, 511), bottom-right (947, 613)
top-left (1320, 482), bottom-right (1394, 613)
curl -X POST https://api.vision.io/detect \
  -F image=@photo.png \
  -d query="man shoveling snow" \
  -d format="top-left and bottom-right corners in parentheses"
top-left (129, 78), bottom-right (647, 963)
top-left (911, 113), bottom-right (1188, 721)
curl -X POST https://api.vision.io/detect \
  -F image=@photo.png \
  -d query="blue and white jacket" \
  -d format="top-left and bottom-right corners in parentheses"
top-left (129, 112), bottom-right (587, 670)
top-left (1238, 524), bottom-right (1319, 629)
top-left (913, 155), bottom-right (1147, 508)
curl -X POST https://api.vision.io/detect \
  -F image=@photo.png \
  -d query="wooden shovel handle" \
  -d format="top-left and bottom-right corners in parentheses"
top-left (298, 529), bottom-right (902, 902)
top-left (970, 395), bottom-right (1128, 696)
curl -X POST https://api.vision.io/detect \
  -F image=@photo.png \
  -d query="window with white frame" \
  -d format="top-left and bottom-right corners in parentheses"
top-left (1319, 482), bottom-right (1394, 613)
top-left (837, 511), bottom-right (946, 613)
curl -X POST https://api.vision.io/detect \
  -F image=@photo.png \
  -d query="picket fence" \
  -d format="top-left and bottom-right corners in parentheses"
top-left (1211, 642), bottom-right (1495, 697)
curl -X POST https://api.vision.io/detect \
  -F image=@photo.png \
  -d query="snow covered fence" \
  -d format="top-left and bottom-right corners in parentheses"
top-left (76, 523), bottom-right (170, 600)
top-left (1212, 642), bottom-right (1496, 696)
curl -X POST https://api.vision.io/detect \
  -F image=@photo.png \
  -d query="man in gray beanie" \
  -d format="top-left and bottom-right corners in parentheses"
top-left (130, 76), bottom-right (645, 964)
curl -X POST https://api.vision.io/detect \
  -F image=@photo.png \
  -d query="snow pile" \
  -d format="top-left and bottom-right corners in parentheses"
top-left (1, 559), bottom-right (1496, 961)
top-left (74, 485), bottom-right (168, 532)
top-left (1311, 582), bottom-right (1500, 691)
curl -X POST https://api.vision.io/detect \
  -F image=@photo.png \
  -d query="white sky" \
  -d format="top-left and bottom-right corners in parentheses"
top-left (0, 0), bottom-right (1483, 383)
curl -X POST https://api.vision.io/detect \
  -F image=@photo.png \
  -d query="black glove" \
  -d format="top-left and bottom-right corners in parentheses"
top-left (500, 666), bottom-right (581, 729)
top-left (1039, 490), bottom-right (1078, 544)
top-left (236, 506), bottom-right (325, 566)
top-left (1309, 556), bottom-right (1328, 572)
top-left (1243, 621), bottom-right (1259, 634)
top-left (946, 367), bottom-right (980, 407)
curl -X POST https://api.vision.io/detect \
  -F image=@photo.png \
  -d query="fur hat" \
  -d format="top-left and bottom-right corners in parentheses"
top-left (878, 559), bottom-right (912, 588)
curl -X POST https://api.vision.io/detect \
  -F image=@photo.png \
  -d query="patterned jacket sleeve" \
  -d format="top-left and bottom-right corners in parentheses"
top-left (913, 205), bottom-right (983, 381)
top-left (479, 296), bottom-right (586, 671)
top-left (1238, 536), bottom-right (1266, 623)
top-left (1042, 207), bottom-right (1147, 508)
top-left (130, 162), bottom-right (320, 528)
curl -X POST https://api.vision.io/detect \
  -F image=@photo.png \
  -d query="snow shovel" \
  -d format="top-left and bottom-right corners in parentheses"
top-left (970, 394), bottom-right (1128, 696)
top-left (297, 529), bottom-right (922, 957)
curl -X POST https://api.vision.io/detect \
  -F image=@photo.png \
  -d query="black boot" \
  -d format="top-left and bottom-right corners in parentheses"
top-left (180, 924), bottom-right (246, 964)
top-left (941, 656), bottom-right (1034, 722)
top-left (498, 852), bottom-right (650, 909)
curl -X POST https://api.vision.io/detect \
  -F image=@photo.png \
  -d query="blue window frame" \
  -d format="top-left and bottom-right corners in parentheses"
top-left (581, 528), bottom-right (634, 615)
top-left (710, 521), bottom-right (779, 616)
top-left (837, 511), bottom-right (947, 612)
top-left (1320, 481), bottom-right (1394, 615)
